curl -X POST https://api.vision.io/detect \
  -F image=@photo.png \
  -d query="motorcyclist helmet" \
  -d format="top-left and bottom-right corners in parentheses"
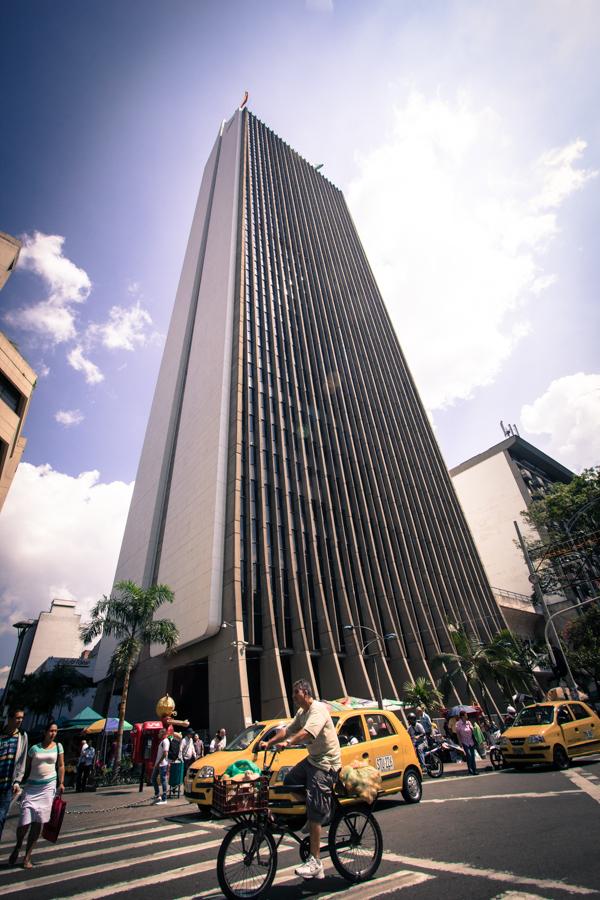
top-left (506, 705), bottom-right (516, 715)
top-left (407, 712), bottom-right (417, 721)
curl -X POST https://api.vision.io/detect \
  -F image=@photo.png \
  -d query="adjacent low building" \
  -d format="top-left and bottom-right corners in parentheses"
top-left (450, 434), bottom-right (574, 640)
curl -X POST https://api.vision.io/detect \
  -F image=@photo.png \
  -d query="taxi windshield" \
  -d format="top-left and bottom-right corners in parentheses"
top-left (513, 706), bottom-right (554, 727)
top-left (226, 723), bottom-right (266, 750)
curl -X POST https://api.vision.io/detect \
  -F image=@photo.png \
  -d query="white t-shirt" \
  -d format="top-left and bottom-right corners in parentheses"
top-left (286, 701), bottom-right (341, 771)
top-left (155, 737), bottom-right (170, 767)
top-left (210, 736), bottom-right (226, 753)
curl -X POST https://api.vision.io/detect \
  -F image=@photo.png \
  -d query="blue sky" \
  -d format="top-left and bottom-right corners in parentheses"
top-left (1, 0), bottom-right (599, 678)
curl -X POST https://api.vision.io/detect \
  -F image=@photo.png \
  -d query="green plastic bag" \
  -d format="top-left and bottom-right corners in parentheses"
top-left (224, 759), bottom-right (262, 778)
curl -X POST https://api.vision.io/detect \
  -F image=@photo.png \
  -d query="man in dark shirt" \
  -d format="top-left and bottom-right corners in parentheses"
top-left (0, 708), bottom-right (28, 839)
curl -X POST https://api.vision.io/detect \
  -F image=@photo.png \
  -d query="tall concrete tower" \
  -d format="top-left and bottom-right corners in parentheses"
top-left (96, 109), bottom-right (504, 732)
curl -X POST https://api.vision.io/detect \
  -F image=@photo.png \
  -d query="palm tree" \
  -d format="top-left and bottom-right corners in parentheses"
top-left (402, 677), bottom-right (443, 711)
top-left (485, 629), bottom-right (541, 698)
top-left (432, 623), bottom-right (500, 712)
top-left (81, 580), bottom-right (179, 770)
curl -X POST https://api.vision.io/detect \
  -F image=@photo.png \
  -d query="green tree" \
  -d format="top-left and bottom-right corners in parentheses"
top-left (485, 629), bottom-right (543, 698)
top-left (563, 603), bottom-right (600, 692)
top-left (523, 467), bottom-right (600, 540)
top-left (432, 623), bottom-right (529, 712)
top-left (7, 663), bottom-right (92, 722)
top-left (81, 580), bottom-right (179, 770)
top-left (402, 677), bottom-right (443, 711)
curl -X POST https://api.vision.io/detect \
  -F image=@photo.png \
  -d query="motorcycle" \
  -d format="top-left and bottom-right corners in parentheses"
top-left (420, 735), bottom-right (464, 778)
top-left (488, 728), bottom-right (504, 770)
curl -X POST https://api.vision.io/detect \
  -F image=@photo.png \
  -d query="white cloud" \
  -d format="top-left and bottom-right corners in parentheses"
top-left (55, 409), bottom-right (85, 426)
top-left (6, 232), bottom-right (92, 345)
top-left (18, 232), bottom-right (91, 305)
top-left (347, 92), bottom-right (597, 411)
top-left (67, 345), bottom-right (104, 384)
top-left (0, 464), bottom-right (133, 662)
top-left (5, 301), bottom-right (77, 344)
top-left (520, 373), bottom-right (600, 471)
top-left (37, 363), bottom-right (50, 378)
top-left (87, 302), bottom-right (154, 352)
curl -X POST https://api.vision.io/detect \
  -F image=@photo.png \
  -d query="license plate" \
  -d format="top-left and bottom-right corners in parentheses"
top-left (375, 755), bottom-right (394, 772)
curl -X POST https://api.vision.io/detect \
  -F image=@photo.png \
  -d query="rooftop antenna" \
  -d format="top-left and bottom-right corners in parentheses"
top-left (315, 163), bottom-right (324, 171)
top-left (239, 91), bottom-right (249, 109)
top-left (500, 420), bottom-right (515, 438)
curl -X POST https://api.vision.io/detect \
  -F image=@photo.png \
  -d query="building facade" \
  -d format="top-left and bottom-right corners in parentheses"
top-left (450, 434), bottom-right (573, 639)
top-left (97, 109), bottom-right (504, 733)
top-left (1, 334), bottom-right (36, 515)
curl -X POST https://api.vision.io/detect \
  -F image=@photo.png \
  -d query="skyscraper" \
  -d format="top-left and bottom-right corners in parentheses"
top-left (96, 109), bottom-right (504, 732)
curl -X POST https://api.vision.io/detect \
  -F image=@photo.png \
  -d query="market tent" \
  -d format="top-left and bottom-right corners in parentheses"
top-left (58, 706), bottom-right (103, 731)
top-left (83, 717), bottom-right (133, 735)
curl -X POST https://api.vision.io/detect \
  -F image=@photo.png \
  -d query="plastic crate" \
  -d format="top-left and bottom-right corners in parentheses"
top-left (213, 776), bottom-right (270, 816)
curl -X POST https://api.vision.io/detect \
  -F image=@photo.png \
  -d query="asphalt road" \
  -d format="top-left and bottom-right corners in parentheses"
top-left (1, 759), bottom-right (599, 899)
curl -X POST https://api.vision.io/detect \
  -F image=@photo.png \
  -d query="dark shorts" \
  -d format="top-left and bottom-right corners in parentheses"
top-left (283, 757), bottom-right (338, 824)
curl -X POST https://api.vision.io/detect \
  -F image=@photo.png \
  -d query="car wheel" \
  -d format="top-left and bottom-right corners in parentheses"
top-left (552, 745), bottom-right (569, 770)
top-left (401, 767), bottom-right (422, 804)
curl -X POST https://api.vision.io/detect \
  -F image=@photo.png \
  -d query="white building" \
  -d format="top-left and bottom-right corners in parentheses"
top-left (450, 434), bottom-right (573, 639)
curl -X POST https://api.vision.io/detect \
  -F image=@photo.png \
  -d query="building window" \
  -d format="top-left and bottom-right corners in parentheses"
top-left (0, 373), bottom-right (22, 414)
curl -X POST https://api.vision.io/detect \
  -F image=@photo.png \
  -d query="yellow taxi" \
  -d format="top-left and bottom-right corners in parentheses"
top-left (499, 700), bottom-right (600, 769)
top-left (184, 708), bottom-right (422, 813)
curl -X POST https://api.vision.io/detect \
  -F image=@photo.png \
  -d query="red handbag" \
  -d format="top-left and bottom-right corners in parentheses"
top-left (42, 795), bottom-right (67, 843)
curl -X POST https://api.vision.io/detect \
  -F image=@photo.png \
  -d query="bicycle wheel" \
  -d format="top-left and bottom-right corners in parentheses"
top-left (328, 805), bottom-right (383, 883)
top-left (216, 821), bottom-right (277, 900)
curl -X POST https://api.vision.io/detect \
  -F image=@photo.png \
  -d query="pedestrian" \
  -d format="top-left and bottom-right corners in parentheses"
top-left (455, 710), bottom-right (478, 775)
top-left (179, 729), bottom-right (197, 774)
top-left (9, 720), bottom-right (64, 868)
top-left (151, 728), bottom-right (170, 804)
top-left (76, 739), bottom-right (95, 792)
top-left (260, 678), bottom-right (341, 881)
top-left (407, 712), bottom-right (428, 768)
top-left (0, 707), bottom-right (28, 841)
top-left (209, 728), bottom-right (227, 753)
top-left (366, 717), bottom-right (377, 737)
top-left (193, 733), bottom-right (204, 759)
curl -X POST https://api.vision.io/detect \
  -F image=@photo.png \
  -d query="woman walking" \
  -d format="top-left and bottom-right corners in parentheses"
top-left (455, 710), bottom-right (478, 776)
top-left (9, 721), bottom-right (64, 868)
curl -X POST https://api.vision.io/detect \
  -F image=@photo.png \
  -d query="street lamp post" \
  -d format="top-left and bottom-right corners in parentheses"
top-left (543, 595), bottom-right (599, 698)
top-left (344, 624), bottom-right (397, 709)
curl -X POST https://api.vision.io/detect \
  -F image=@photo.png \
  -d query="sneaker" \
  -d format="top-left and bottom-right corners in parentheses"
top-left (295, 855), bottom-right (324, 880)
top-left (155, 799), bottom-right (167, 805)
top-left (151, 796), bottom-right (160, 804)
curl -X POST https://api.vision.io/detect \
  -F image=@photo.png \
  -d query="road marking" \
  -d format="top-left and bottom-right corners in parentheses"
top-left (53, 817), bottom-right (160, 840)
top-left (492, 894), bottom-right (552, 899)
top-left (421, 790), bottom-right (581, 804)
top-left (1, 825), bottom-right (209, 874)
top-left (1, 822), bottom-right (183, 862)
top-left (317, 869), bottom-right (434, 898)
top-left (48, 844), bottom-right (298, 900)
top-left (562, 768), bottom-right (600, 805)
top-left (385, 852), bottom-right (595, 895)
top-left (1, 837), bottom-right (224, 895)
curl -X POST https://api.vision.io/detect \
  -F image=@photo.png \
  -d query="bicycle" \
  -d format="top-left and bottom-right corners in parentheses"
top-left (215, 749), bottom-right (383, 899)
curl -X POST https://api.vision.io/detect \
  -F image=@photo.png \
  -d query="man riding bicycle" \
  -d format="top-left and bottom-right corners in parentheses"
top-left (260, 678), bottom-right (341, 881)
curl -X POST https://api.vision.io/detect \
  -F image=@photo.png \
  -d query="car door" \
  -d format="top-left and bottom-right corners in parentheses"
top-left (362, 713), bottom-right (403, 790)
top-left (569, 703), bottom-right (600, 756)
top-left (556, 704), bottom-right (579, 754)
